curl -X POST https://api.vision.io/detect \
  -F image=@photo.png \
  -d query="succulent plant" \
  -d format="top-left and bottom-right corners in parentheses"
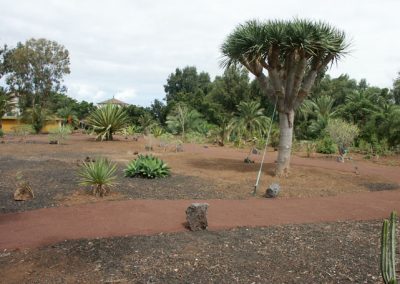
top-left (124, 154), bottom-right (170, 179)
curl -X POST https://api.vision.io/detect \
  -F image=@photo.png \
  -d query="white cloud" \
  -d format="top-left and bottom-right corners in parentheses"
top-left (115, 89), bottom-right (137, 104)
top-left (69, 83), bottom-right (106, 103)
top-left (1, 0), bottom-right (400, 106)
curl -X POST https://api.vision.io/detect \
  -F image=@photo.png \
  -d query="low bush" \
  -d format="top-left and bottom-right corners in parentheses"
top-left (49, 125), bottom-right (73, 144)
top-left (316, 135), bottom-right (336, 154)
top-left (124, 154), bottom-right (170, 179)
top-left (356, 137), bottom-right (393, 156)
top-left (77, 158), bottom-right (117, 197)
top-left (186, 131), bottom-right (206, 144)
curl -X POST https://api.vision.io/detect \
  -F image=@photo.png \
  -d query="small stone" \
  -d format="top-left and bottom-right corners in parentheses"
top-left (133, 151), bottom-right (139, 155)
top-left (49, 140), bottom-right (58, 144)
top-left (266, 183), bottom-right (280, 198)
top-left (244, 157), bottom-right (254, 164)
top-left (252, 148), bottom-right (260, 155)
top-left (14, 182), bottom-right (34, 201)
top-left (186, 203), bottom-right (209, 231)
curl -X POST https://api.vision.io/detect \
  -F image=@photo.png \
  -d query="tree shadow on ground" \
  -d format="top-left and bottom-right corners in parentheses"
top-left (188, 157), bottom-right (275, 176)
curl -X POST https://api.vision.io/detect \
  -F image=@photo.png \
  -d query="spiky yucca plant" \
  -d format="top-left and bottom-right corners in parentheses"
top-left (124, 154), bottom-right (170, 179)
top-left (78, 158), bottom-right (117, 197)
top-left (86, 104), bottom-right (129, 141)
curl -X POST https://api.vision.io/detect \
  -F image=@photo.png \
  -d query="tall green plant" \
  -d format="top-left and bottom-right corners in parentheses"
top-left (86, 104), bottom-right (129, 141)
top-left (381, 211), bottom-right (398, 284)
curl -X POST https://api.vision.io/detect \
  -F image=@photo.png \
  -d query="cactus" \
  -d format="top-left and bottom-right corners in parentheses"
top-left (381, 211), bottom-right (398, 284)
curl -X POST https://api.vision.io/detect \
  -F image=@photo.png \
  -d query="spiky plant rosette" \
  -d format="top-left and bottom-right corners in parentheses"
top-left (78, 158), bottom-right (118, 196)
top-left (124, 154), bottom-right (170, 179)
top-left (86, 104), bottom-right (129, 141)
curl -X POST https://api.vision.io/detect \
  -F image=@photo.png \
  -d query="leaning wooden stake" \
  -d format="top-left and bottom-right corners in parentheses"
top-left (381, 211), bottom-right (398, 284)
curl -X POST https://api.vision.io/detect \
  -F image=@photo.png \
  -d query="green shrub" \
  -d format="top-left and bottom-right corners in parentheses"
top-left (151, 125), bottom-right (165, 138)
top-left (186, 131), bottom-right (206, 144)
top-left (124, 154), bottom-right (170, 179)
top-left (326, 119), bottom-right (359, 148)
top-left (49, 125), bottom-right (73, 144)
top-left (357, 137), bottom-right (393, 156)
top-left (12, 125), bottom-right (34, 141)
top-left (77, 158), bottom-right (117, 197)
top-left (0, 129), bottom-right (3, 138)
top-left (316, 136), bottom-right (336, 154)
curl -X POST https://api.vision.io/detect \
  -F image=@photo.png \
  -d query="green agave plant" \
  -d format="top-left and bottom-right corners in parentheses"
top-left (124, 154), bottom-right (170, 179)
top-left (86, 104), bottom-right (129, 141)
top-left (78, 158), bottom-right (118, 197)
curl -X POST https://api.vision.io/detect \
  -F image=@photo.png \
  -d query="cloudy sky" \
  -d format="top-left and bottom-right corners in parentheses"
top-left (1, 0), bottom-right (399, 106)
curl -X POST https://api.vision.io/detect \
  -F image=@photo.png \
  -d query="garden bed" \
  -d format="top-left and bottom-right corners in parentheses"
top-left (0, 134), bottom-right (399, 213)
top-left (0, 220), bottom-right (383, 283)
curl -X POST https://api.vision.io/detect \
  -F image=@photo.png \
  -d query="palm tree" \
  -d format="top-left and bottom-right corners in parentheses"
top-left (339, 91), bottom-right (378, 126)
top-left (299, 95), bottom-right (337, 136)
top-left (229, 101), bottom-right (271, 160)
top-left (229, 101), bottom-right (270, 142)
top-left (86, 104), bottom-right (129, 141)
top-left (221, 19), bottom-right (348, 176)
top-left (368, 103), bottom-right (400, 147)
top-left (137, 113), bottom-right (155, 135)
top-left (57, 106), bottom-right (78, 127)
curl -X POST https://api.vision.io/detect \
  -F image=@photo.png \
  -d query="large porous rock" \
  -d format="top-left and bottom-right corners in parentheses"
top-left (186, 203), bottom-right (209, 231)
top-left (14, 182), bottom-right (34, 201)
top-left (266, 183), bottom-right (280, 198)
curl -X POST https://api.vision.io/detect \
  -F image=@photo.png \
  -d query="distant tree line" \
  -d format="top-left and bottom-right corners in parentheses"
top-left (1, 37), bottom-right (399, 156)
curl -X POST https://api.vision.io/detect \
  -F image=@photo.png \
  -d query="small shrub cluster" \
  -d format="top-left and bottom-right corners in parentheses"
top-left (124, 154), bottom-right (170, 179)
top-left (49, 125), bottom-right (73, 144)
top-left (186, 131), bottom-right (206, 144)
top-left (77, 154), bottom-right (171, 197)
top-left (357, 137), bottom-right (393, 157)
top-left (316, 135), bottom-right (336, 154)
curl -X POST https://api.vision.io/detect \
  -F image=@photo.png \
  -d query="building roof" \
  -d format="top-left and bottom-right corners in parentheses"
top-left (98, 97), bottom-right (129, 106)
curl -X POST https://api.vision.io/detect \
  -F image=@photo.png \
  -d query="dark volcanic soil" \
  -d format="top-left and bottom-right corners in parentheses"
top-left (0, 220), bottom-right (383, 283)
top-left (0, 156), bottom-right (233, 213)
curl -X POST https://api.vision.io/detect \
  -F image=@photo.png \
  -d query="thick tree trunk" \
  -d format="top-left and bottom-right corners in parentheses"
top-left (275, 110), bottom-right (295, 177)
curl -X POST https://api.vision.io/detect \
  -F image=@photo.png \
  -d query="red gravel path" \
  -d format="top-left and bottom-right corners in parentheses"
top-left (1, 190), bottom-right (400, 250)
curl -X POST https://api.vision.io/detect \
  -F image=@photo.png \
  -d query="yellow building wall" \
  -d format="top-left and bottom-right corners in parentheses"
top-left (1, 119), bottom-right (21, 133)
top-left (1, 118), bottom-right (62, 133)
top-left (42, 121), bottom-right (62, 133)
